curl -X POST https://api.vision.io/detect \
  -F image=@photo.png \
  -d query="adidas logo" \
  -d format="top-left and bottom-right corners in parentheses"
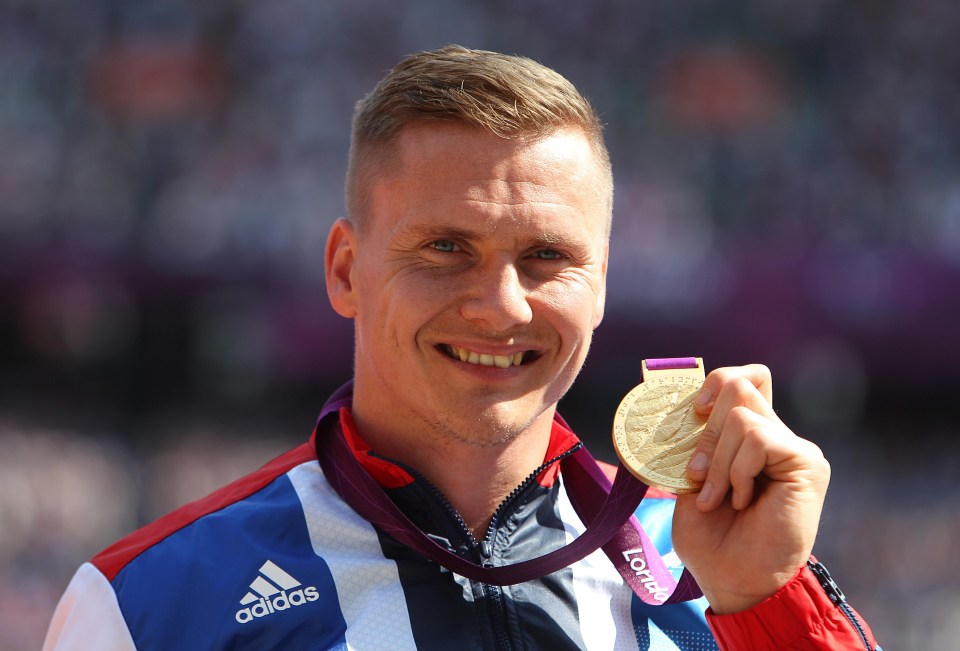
top-left (234, 560), bottom-right (319, 624)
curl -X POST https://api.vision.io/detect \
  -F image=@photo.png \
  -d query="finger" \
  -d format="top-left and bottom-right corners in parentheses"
top-left (693, 364), bottom-right (774, 415)
top-left (690, 380), bottom-right (782, 511)
top-left (691, 404), bottom-right (747, 511)
top-left (695, 405), bottom-right (782, 511)
top-left (687, 375), bottom-right (778, 484)
top-left (725, 409), bottom-right (775, 510)
top-left (730, 415), bottom-right (832, 508)
top-left (707, 373), bottom-right (780, 433)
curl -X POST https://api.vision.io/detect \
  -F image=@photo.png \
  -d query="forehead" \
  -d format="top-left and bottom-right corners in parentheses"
top-left (367, 123), bottom-right (607, 231)
top-left (396, 122), bottom-right (595, 180)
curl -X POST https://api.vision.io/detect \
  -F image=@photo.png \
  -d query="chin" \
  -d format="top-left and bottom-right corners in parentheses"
top-left (445, 402), bottom-right (548, 448)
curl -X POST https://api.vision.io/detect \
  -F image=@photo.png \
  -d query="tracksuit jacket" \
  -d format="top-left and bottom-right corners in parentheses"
top-left (44, 385), bottom-right (879, 650)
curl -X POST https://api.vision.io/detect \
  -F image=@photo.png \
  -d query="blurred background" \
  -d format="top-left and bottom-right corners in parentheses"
top-left (2, 0), bottom-right (957, 647)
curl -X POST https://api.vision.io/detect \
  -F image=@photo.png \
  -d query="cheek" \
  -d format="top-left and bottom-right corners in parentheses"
top-left (357, 269), bottom-right (453, 339)
top-left (541, 281), bottom-right (603, 329)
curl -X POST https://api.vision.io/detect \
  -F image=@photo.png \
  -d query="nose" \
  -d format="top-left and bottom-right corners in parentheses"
top-left (459, 259), bottom-right (533, 331)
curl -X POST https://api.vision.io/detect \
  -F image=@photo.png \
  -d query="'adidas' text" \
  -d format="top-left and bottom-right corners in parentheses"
top-left (235, 560), bottom-right (319, 624)
top-left (235, 587), bottom-right (319, 623)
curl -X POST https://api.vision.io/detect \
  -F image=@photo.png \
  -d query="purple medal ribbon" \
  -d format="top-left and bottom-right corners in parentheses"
top-left (645, 357), bottom-right (701, 371)
top-left (314, 382), bottom-right (701, 606)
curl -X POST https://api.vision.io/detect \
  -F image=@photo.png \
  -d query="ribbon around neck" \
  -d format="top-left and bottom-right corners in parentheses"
top-left (313, 383), bottom-right (701, 606)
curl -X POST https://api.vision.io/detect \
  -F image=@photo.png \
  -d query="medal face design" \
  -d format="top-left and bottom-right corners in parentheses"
top-left (613, 373), bottom-right (706, 494)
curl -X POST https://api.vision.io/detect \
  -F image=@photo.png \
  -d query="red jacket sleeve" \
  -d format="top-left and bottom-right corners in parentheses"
top-left (705, 561), bottom-right (879, 650)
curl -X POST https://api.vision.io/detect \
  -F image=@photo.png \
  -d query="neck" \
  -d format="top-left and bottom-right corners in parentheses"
top-left (349, 409), bottom-right (554, 541)
top-left (422, 436), bottom-right (550, 540)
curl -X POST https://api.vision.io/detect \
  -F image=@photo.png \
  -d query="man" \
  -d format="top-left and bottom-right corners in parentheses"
top-left (44, 46), bottom-right (879, 650)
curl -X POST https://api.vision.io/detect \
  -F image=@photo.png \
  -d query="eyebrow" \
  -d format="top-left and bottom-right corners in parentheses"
top-left (398, 222), bottom-right (589, 251)
top-left (396, 223), bottom-right (477, 242)
top-left (530, 231), bottom-right (580, 247)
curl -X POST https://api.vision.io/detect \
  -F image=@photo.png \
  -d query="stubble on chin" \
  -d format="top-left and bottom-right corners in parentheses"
top-left (422, 408), bottom-right (544, 449)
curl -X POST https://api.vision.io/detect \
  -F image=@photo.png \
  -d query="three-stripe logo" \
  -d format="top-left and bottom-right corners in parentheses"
top-left (235, 560), bottom-right (319, 624)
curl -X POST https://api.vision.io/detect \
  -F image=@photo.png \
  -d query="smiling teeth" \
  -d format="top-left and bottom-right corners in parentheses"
top-left (450, 346), bottom-right (524, 368)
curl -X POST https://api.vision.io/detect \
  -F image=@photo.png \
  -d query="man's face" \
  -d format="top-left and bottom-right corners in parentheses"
top-left (327, 123), bottom-right (609, 448)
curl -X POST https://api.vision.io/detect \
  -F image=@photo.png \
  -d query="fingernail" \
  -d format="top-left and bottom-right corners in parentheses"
top-left (697, 482), bottom-right (713, 504)
top-left (694, 389), bottom-right (712, 408)
top-left (688, 452), bottom-right (708, 472)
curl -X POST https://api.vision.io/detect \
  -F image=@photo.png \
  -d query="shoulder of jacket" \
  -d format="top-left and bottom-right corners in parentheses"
top-left (92, 441), bottom-right (317, 581)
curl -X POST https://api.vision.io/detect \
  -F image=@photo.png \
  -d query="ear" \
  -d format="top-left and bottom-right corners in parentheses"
top-left (325, 218), bottom-right (359, 318)
top-left (592, 242), bottom-right (609, 330)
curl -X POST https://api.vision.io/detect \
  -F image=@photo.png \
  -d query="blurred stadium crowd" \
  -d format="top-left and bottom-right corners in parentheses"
top-left (2, 0), bottom-right (959, 648)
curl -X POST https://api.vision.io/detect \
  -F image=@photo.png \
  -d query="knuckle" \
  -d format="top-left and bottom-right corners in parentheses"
top-left (703, 366), bottom-right (734, 392)
top-left (821, 457), bottom-right (832, 481)
top-left (707, 366), bottom-right (734, 382)
top-left (727, 405), bottom-right (755, 427)
top-left (714, 376), bottom-right (758, 406)
top-left (748, 362), bottom-right (772, 380)
top-left (806, 442), bottom-right (831, 476)
top-left (707, 456), bottom-right (729, 478)
top-left (743, 424), bottom-right (768, 447)
top-left (709, 364), bottom-right (774, 404)
top-left (697, 426), bottom-right (721, 448)
top-left (731, 374), bottom-right (754, 389)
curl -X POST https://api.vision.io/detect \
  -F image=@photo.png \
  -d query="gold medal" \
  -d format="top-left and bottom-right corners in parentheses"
top-left (612, 358), bottom-right (706, 494)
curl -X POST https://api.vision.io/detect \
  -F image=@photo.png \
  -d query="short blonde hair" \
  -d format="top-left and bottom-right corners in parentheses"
top-left (345, 45), bottom-right (613, 233)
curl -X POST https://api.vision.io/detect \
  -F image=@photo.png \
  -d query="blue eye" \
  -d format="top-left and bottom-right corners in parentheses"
top-left (431, 240), bottom-right (458, 252)
top-left (534, 249), bottom-right (564, 260)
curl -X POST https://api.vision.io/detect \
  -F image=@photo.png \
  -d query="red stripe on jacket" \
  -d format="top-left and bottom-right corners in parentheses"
top-left (92, 441), bottom-right (317, 581)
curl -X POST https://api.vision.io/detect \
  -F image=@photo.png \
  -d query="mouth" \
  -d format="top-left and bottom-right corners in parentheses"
top-left (438, 344), bottom-right (537, 369)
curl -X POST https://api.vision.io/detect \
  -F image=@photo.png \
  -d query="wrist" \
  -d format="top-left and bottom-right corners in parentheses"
top-left (705, 559), bottom-right (877, 651)
top-left (701, 567), bottom-right (800, 615)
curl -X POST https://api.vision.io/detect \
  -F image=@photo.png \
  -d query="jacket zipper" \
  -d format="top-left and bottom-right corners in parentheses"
top-left (367, 442), bottom-right (583, 555)
top-left (806, 560), bottom-right (873, 650)
top-left (476, 443), bottom-right (583, 651)
top-left (370, 443), bottom-right (583, 651)
top-left (483, 443), bottom-right (583, 543)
